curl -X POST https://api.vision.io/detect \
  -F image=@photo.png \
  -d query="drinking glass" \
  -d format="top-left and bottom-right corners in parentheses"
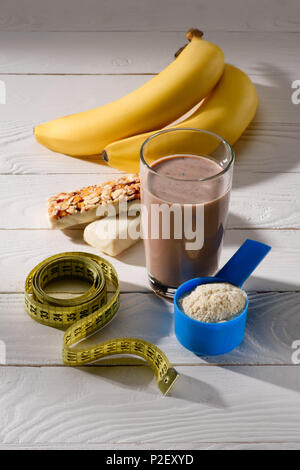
top-left (140, 128), bottom-right (234, 299)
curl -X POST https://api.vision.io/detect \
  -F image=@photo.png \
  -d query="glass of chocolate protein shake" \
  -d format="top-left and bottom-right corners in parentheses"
top-left (140, 128), bottom-right (234, 299)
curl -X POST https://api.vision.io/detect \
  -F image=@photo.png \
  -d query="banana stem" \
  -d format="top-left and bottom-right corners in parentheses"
top-left (186, 28), bottom-right (204, 41)
top-left (174, 28), bottom-right (204, 58)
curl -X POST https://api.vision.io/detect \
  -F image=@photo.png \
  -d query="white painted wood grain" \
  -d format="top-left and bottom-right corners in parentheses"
top-left (0, 72), bottom-right (296, 125)
top-left (0, 172), bottom-right (299, 229)
top-left (1, 124), bottom-right (300, 175)
top-left (0, 121), bottom-right (118, 175)
top-left (0, 31), bottom-right (299, 75)
top-left (1, 292), bottom-right (299, 366)
top-left (1, 442), bottom-right (299, 449)
top-left (233, 124), bottom-right (300, 173)
top-left (0, 75), bottom-right (152, 123)
top-left (0, 0), bottom-right (299, 32)
top-left (0, 229), bottom-right (297, 293)
top-left (0, 365), bottom-right (300, 445)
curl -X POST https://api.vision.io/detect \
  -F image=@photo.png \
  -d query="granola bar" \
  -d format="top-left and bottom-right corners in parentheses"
top-left (47, 174), bottom-right (140, 229)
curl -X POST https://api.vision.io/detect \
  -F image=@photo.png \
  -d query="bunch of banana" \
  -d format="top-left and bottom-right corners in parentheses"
top-left (34, 29), bottom-right (258, 171)
top-left (103, 64), bottom-right (258, 172)
top-left (34, 29), bottom-right (224, 156)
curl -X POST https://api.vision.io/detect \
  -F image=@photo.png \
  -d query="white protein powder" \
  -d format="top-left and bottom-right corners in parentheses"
top-left (181, 282), bottom-right (247, 323)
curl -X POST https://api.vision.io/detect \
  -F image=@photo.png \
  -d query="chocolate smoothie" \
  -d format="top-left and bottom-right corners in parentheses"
top-left (141, 155), bottom-right (231, 290)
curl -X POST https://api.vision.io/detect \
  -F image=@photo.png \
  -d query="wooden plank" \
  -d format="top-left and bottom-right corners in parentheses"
top-left (0, 75), bottom-right (151, 123)
top-left (0, 229), bottom-right (297, 293)
top-left (1, 123), bottom-right (300, 175)
top-left (1, 291), bottom-right (299, 366)
top-left (0, 31), bottom-right (299, 75)
top-left (0, 229), bottom-right (148, 293)
top-left (0, 72), bottom-right (297, 125)
top-left (0, 442), bottom-right (299, 450)
top-left (0, 0), bottom-right (299, 32)
top-left (0, 365), bottom-right (300, 445)
top-left (233, 125), bottom-right (300, 173)
top-left (0, 172), bottom-right (299, 229)
top-left (0, 121), bottom-right (118, 175)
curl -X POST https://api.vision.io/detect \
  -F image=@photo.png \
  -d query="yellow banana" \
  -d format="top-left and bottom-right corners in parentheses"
top-left (34, 29), bottom-right (224, 156)
top-left (103, 64), bottom-right (258, 173)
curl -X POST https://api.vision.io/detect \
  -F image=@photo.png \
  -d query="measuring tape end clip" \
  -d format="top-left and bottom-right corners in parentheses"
top-left (158, 367), bottom-right (179, 395)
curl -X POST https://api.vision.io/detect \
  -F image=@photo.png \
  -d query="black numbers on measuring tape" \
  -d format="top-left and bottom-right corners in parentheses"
top-left (106, 342), bottom-right (117, 353)
top-left (158, 364), bottom-right (168, 378)
top-left (111, 272), bottom-right (118, 282)
top-left (67, 313), bottom-right (77, 322)
top-left (84, 321), bottom-right (93, 331)
top-left (105, 308), bottom-right (112, 319)
top-left (146, 346), bottom-right (155, 361)
top-left (91, 303), bottom-right (99, 313)
top-left (65, 334), bottom-right (72, 344)
top-left (86, 269), bottom-right (95, 281)
top-left (133, 342), bottom-right (145, 354)
top-left (93, 346), bottom-right (104, 358)
top-left (80, 351), bottom-right (91, 361)
top-left (74, 327), bottom-right (82, 337)
top-left (53, 313), bottom-right (63, 322)
top-left (40, 310), bottom-right (49, 320)
top-left (80, 309), bottom-right (89, 318)
top-left (62, 263), bottom-right (72, 273)
top-left (65, 351), bottom-right (77, 362)
top-left (100, 262), bottom-right (108, 274)
top-left (29, 305), bottom-right (37, 314)
top-left (28, 304), bottom-right (37, 315)
top-left (74, 264), bottom-right (84, 274)
top-left (120, 341), bottom-right (131, 351)
top-left (155, 354), bottom-right (163, 368)
top-left (95, 315), bottom-right (104, 326)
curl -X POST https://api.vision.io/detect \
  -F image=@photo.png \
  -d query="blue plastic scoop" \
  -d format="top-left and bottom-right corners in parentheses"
top-left (174, 239), bottom-right (271, 356)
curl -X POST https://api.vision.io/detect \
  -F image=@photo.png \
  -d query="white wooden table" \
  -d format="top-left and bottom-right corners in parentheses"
top-left (1, 0), bottom-right (300, 450)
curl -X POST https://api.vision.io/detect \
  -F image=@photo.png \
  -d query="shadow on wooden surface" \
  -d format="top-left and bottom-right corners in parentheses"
top-left (234, 63), bottom-right (296, 187)
top-left (170, 372), bottom-right (228, 407)
top-left (223, 365), bottom-right (300, 395)
top-left (78, 365), bottom-right (156, 395)
top-left (78, 365), bottom-right (229, 407)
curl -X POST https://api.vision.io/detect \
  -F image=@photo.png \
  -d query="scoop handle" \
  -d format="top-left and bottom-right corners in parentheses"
top-left (216, 239), bottom-right (271, 287)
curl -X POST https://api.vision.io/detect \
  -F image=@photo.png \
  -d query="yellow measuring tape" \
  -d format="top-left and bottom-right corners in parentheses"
top-left (24, 252), bottom-right (178, 395)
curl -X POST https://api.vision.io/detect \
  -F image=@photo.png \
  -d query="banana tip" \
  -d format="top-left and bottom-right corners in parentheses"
top-left (102, 150), bottom-right (108, 162)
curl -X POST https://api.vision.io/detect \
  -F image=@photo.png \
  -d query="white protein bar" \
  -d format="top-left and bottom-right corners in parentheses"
top-left (83, 201), bottom-right (141, 256)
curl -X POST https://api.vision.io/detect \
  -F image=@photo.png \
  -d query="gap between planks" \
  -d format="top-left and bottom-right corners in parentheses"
top-left (0, 227), bottom-right (298, 231)
top-left (0, 363), bottom-right (297, 368)
top-left (0, 441), bottom-right (299, 449)
top-left (0, 73), bottom-right (158, 76)
top-left (1, 0), bottom-right (299, 33)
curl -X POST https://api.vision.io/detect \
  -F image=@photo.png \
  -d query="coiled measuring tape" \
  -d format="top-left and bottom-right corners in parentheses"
top-left (24, 252), bottom-right (178, 395)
